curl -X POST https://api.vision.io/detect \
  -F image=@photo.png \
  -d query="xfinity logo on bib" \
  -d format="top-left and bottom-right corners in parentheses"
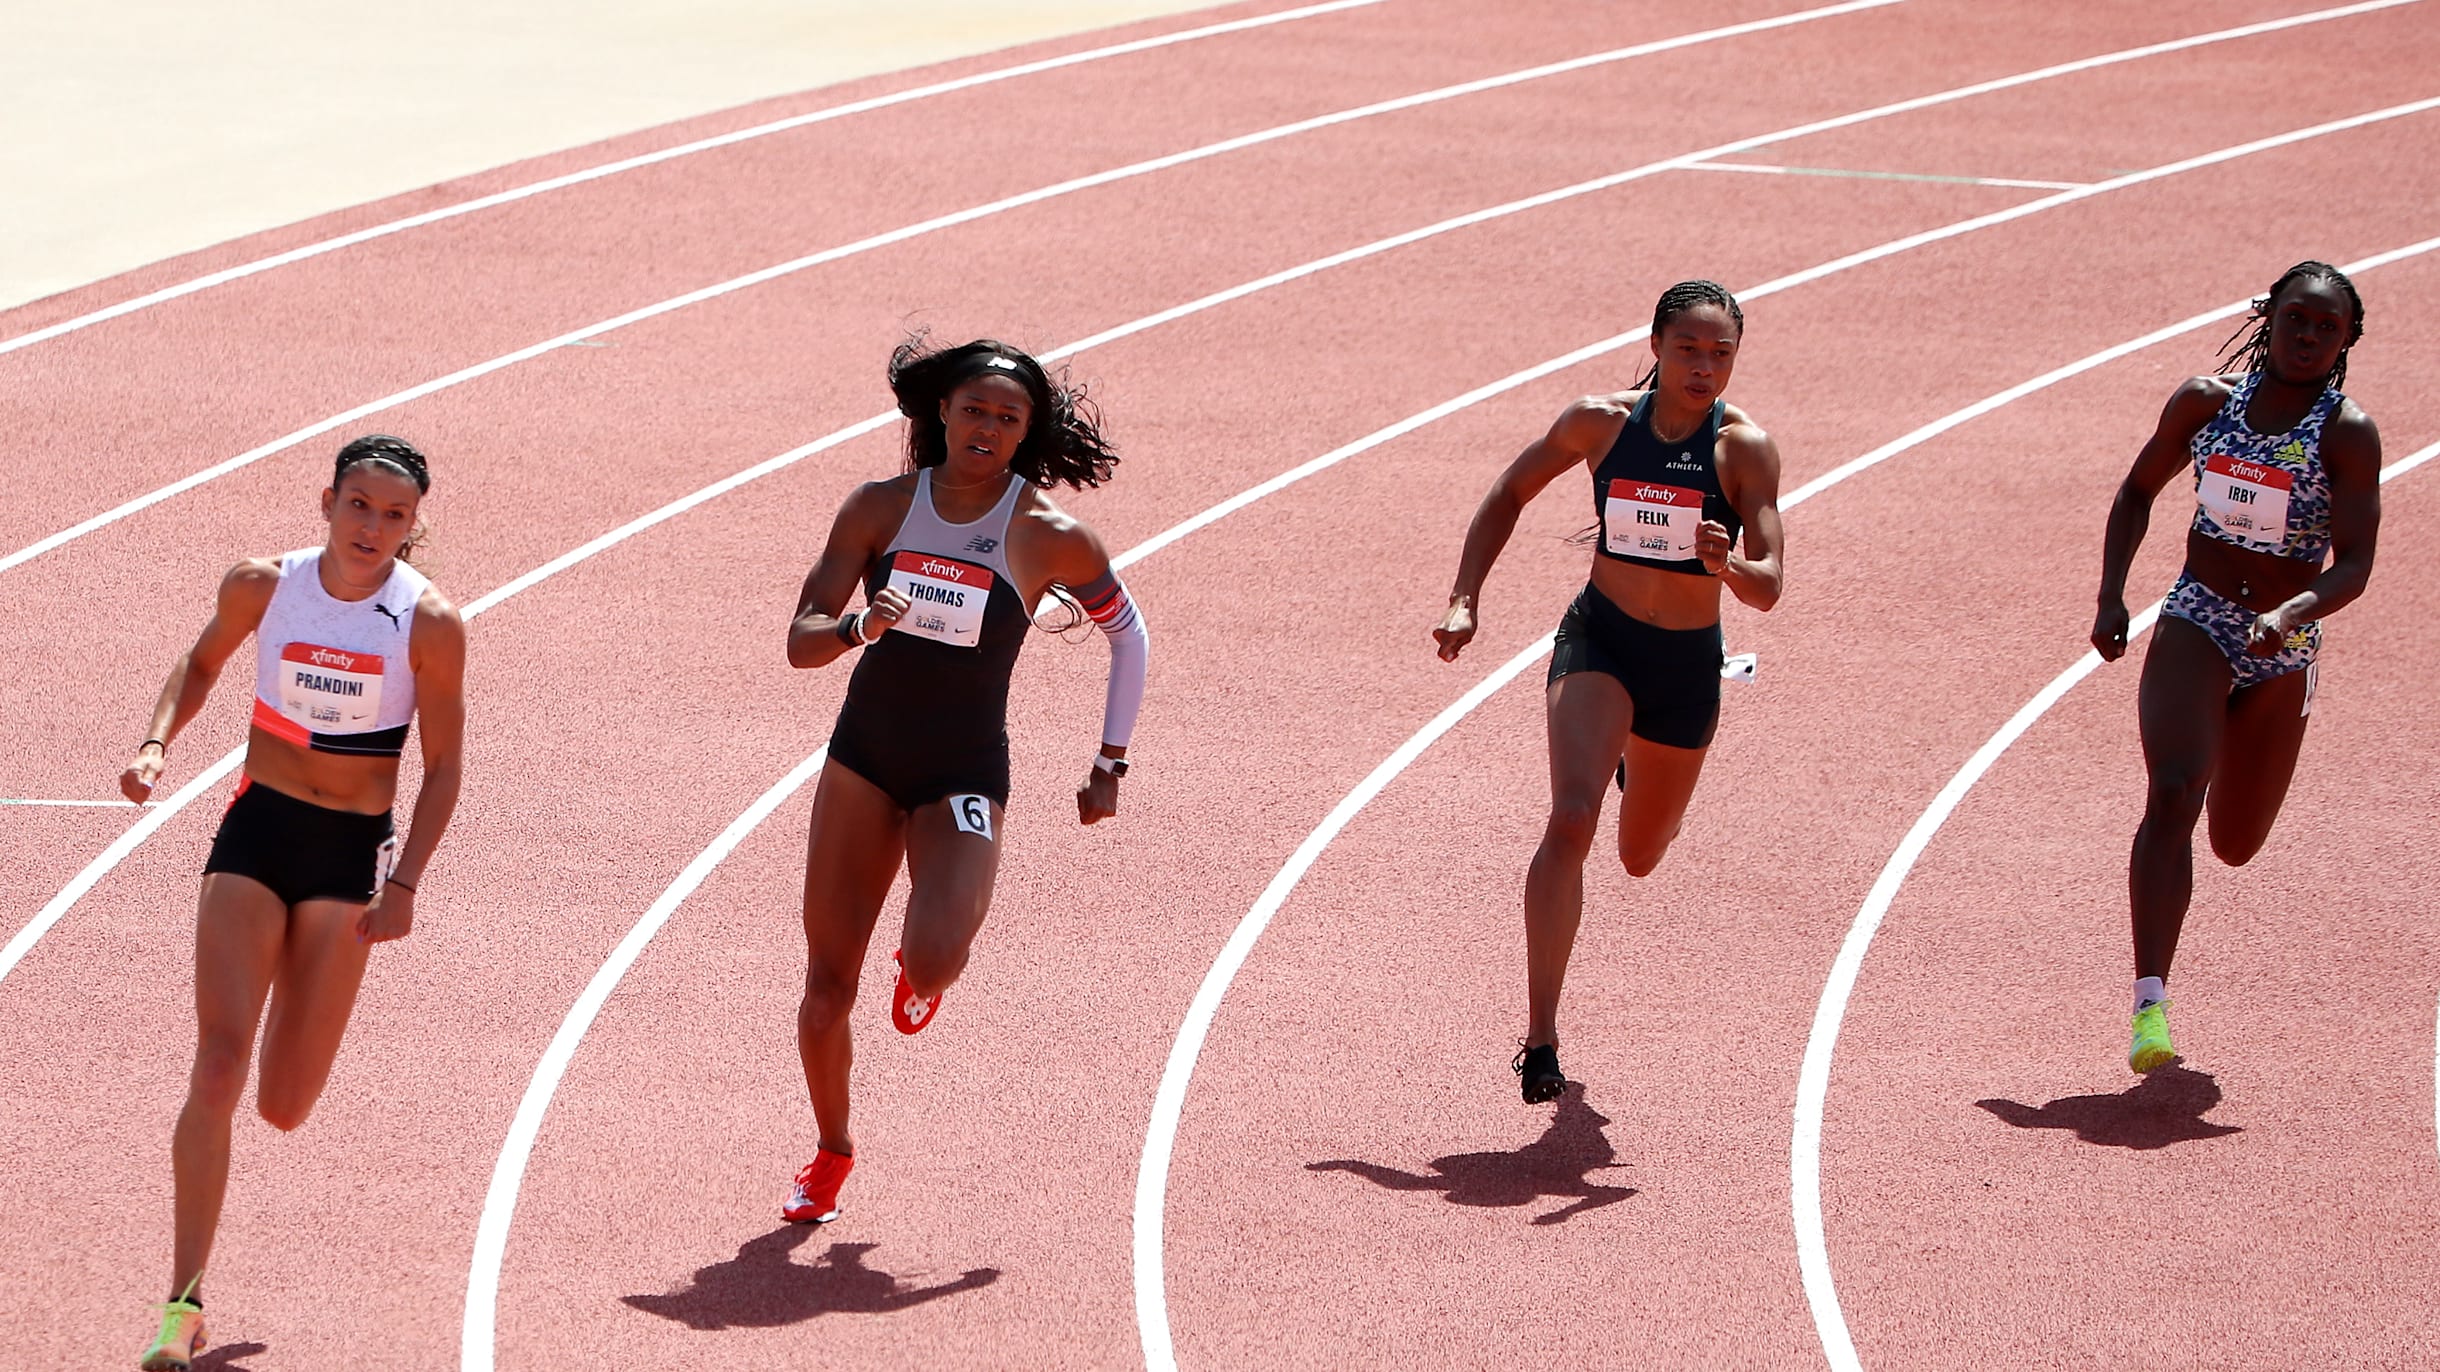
top-left (306, 647), bottom-right (362, 670)
top-left (2224, 459), bottom-right (2272, 483)
top-left (919, 558), bottom-right (973, 582)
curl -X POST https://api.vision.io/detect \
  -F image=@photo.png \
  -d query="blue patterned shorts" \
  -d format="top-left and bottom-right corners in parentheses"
top-left (2161, 572), bottom-right (2319, 696)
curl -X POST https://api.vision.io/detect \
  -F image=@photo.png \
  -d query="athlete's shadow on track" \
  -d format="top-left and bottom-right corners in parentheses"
top-left (623, 1228), bottom-right (998, 1330)
top-left (191, 1342), bottom-right (269, 1370)
top-left (1307, 1083), bottom-right (1637, 1225)
top-left (1974, 1064), bottom-right (2242, 1150)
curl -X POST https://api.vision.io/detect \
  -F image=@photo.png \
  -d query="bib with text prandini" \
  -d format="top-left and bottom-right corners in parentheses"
top-left (883, 551), bottom-right (994, 648)
top-left (273, 642), bottom-right (384, 733)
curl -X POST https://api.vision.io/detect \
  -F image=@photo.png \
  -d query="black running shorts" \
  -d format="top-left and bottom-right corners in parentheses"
top-left (203, 777), bottom-right (397, 907)
top-left (1547, 583), bottom-right (1724, 750)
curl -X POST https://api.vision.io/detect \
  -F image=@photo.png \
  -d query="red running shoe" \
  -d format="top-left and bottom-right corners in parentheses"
top-left (890, 949), bottom-right (940, 1035)
top-left (783, 1149), bottom-right (853, 1224)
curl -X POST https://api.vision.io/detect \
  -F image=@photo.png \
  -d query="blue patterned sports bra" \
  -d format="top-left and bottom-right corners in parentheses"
top-left (2188, 372), bottom-right (2338, 562)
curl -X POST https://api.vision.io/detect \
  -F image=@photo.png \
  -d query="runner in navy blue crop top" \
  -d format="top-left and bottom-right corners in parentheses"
top-left (1435, 280), bottom-right (1786, 1104)
top-left (779, 338), bottom-right (1149, 1225)
top-left (2092, 261), bottom-right (2383, 1076)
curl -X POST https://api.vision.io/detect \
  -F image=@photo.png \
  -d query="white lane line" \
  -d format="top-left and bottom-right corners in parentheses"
top-left (1124, 120), bottom-right (2440, 1370)
top-left (0, 0), bottom-right (1902, 581)
top-left (1795, 433), bottom-right (2440, 1372)
top-left (0, 0), bottom-right (1385, 360)
top-left (0, 0), bottom-right (1909, 1001)
top-left (0, 797), bottom-right (157, 808)
top-left (1685, 161), bottom-right (2091, 191)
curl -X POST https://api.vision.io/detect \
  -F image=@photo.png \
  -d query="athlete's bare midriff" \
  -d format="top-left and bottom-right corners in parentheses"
top-left (2180, 528), bottom-right (2320, 616)
top-left (241, 729), bottom-right (399, 814)
top-left (1586, 554), bottom-right (1724, 630)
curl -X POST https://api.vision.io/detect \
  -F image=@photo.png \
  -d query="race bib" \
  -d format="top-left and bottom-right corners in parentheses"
top-left (274, 642), bottom-right (384, 734)
top-left (1604, 479), bottom-right (1703, 561)
top-left (2196, 453), bottom-right (2294, 549)
top-left (883, 551), bottom-right (993, 648)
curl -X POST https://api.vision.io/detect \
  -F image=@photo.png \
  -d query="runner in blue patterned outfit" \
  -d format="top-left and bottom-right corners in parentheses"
top-left (2092, 261), bottom-right (2383, 1074)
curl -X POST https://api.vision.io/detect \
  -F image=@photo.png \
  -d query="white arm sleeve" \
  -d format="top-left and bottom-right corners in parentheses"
top-left (1082, 573), bottom-right (1147, 749)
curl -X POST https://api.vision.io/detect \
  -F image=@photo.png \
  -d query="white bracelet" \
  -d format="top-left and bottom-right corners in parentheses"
top-left (855, 610), bottom-right (884, 645)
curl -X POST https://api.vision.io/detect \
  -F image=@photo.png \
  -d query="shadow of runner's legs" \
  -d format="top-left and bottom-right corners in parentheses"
top-left (191, 1341), bottom-right (270, 1371)
top-left (623, 1228), bottom-right (999, 1331)
top-left (1975, 1065), bottom-right (2242, 1150)
top-left (1308, 1083), bottom-right (1638, 1225)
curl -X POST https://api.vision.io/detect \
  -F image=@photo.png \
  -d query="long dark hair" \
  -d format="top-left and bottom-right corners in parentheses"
top-left (2214, 259), bottom-right (2364, 392)
top-left (330, 433), bottom-right (431, 563)
top-left (1634, 279), bottom-right (1745, 389)
top-left (887, 335), bottom-right (1119, 489)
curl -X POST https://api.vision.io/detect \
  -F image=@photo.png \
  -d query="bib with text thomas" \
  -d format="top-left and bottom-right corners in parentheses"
top-left (884, 551), bottom-right (993, 648)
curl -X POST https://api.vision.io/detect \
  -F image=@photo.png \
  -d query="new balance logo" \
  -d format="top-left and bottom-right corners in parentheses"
top-left (964, 536), bottom-right (999, 554)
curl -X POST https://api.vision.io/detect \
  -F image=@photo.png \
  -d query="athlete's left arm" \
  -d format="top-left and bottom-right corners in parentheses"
top-left (2252, 406), bottom-right (2381, 651)
top-left (362, 589), bottom-right (468, 943)
top-left (1040, 518), bottom-right (1146, 826)
top-left (1707, 416), bottom-right (1786, 612)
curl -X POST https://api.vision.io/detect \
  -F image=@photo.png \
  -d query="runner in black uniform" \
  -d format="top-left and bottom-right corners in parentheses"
top-left (1435, 281), bottom-right (1785, 1104)
top-left (780, 338), bottom-right (1147, 1223)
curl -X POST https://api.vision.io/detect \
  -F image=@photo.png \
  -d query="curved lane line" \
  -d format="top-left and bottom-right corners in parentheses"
top-left (1124, 118), bottom-right (2440, 1367)
top-left (0, 0), bottom-right (1901, 580)
top-left (0, 0), bottom-right (1919, 995)
top-left (454, 26), bottom-right (2440, 1362)
top-left (1796, 431), bottom-right (2440, 1371)
top-left (1788, 239), bottom-right (2440, 1371)
top-left (0, 0), bottom-right (1386, 360)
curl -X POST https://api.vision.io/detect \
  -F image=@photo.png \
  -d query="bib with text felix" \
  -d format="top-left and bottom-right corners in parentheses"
top-left (884, 551), bottom-right (993, 648)
top-left (274, 642), bottom-right (384, 734)
top-left (1604, 479), bottom-right (1703, 562)
top-left (2196, 453), bottom-right (2294, 549)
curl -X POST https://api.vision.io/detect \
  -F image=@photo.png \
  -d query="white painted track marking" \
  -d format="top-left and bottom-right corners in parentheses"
top-left (1123, 117), bottom-right (2440, 1369)
top-left (0, 0), bottom-right (1385, 361)
top-left (0, 0), bottom-right (1902, 580)
top-left (1795, 432), bottom-right (2440, 1370)
top-left (1684, 161), bottom-right (2091, 191)
top-left (447, 15), bottom-right (2440, 1360)
top-left (0, 797), bottom-right (157, 807)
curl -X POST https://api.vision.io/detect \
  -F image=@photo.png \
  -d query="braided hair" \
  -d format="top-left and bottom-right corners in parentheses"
top-left (888, 335), bottom-right (1119, 490)
top-left (2214, 260), bottom-right (2364, 392)
top-left (330, 433), bottom-right (432, 562)
top-left (1636, 279), bottom-right (1745, 389)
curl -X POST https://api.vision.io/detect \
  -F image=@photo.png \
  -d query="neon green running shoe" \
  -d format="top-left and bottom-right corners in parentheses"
top-left (137, 1299), bottom-right (205, 1371)
top-left (2128, 1000), bottom-right (2176, 1074)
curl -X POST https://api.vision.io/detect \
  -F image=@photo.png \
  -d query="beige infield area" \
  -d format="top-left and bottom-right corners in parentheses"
top-left (1, 0), bottom-right (1226, 310)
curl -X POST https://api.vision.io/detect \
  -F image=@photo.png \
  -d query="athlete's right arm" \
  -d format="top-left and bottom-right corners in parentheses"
top-left (787, 481), bottom-right (910, 669)
top-left (121, 559), bottom-right (279, 802)
top-left (2092, 377), bottom-right (2224, 662)
top-left (1435, 397), bottom-right (1619, 662)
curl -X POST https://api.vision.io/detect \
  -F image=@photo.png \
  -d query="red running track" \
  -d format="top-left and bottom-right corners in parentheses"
top-left (1, 2), bottom-right (2435, 1369)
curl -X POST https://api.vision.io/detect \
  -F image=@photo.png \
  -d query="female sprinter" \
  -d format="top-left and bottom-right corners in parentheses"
top-left (2092, 261), bottom-right (2380, 1073)
top-left (1434, 280), bottom-right (1784, 1104)
top-left (780, 338), bottom-right (1147, 1223)
top-left (121, 434), bottom-right (465, 1370)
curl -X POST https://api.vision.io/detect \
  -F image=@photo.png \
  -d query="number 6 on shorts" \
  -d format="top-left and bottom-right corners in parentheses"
top-left (948, 794), bottom-right (995, 842)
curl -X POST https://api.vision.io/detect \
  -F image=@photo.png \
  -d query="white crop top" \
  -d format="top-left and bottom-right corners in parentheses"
top-left (250, 548), bottom-right (429, 758)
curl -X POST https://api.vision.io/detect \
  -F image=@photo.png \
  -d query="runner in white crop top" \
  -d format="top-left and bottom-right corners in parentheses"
top-left (120, 436), bottom-right (466, 1369)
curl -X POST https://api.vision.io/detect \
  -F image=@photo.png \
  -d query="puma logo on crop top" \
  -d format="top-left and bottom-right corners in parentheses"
top-left (251, 548), bottom-right (428, 757)
top-left (2189, 371), bottom-right (2338, 562)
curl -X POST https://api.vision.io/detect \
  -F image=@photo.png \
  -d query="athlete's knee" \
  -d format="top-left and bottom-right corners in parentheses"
top-left (1539, 798), bottom-right (1603, 861)
top-left (799, 959), bottom-right (858, 1034)
top-left (185, 1036), bottom-right (251, 1116)
top-left (2208, 821), bottom-right (2271, 868)
top-left (255, 1086), bottom-right (316, 1133)
top-left (2141, 763), bottom-right (2210, 822)
top-left (1619, 837), bottom-right (1672, 879)
top-left (898, 929), bottom-right (971, 1000)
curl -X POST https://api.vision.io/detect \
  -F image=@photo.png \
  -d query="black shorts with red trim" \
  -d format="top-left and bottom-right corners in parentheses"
top-left (203, 777), bottom-right (397, 907)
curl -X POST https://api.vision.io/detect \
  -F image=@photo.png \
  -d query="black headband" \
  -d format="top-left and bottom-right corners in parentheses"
top-left (334, 440), bottom-right (430, 493)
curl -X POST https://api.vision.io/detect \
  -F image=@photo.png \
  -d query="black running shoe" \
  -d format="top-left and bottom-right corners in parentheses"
top-left (1512, 1042), bottom-right (1566, 1104)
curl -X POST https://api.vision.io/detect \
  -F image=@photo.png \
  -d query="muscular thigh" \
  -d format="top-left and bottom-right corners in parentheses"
top-left (258, 899), bottom-right (373, 1068)
top-left (802, 759), bottom-right (909, 971)
top-left (194, 873), bottom-right (290, 1045)
top-left (1545, 671), bottom-right (1636, 811)
top-left (902, 793), bottom-right (1002, 952)
top-left (2207, 665), bottom-right (2313, 835)
top-left (1617, 735), bottom-right (1709, 851)
top-left (2138, 616), bottom-right (2234, 779)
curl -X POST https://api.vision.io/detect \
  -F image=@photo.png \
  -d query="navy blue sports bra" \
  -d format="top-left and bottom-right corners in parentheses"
top-left (1592, 394), bottom-right (1740, 576)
